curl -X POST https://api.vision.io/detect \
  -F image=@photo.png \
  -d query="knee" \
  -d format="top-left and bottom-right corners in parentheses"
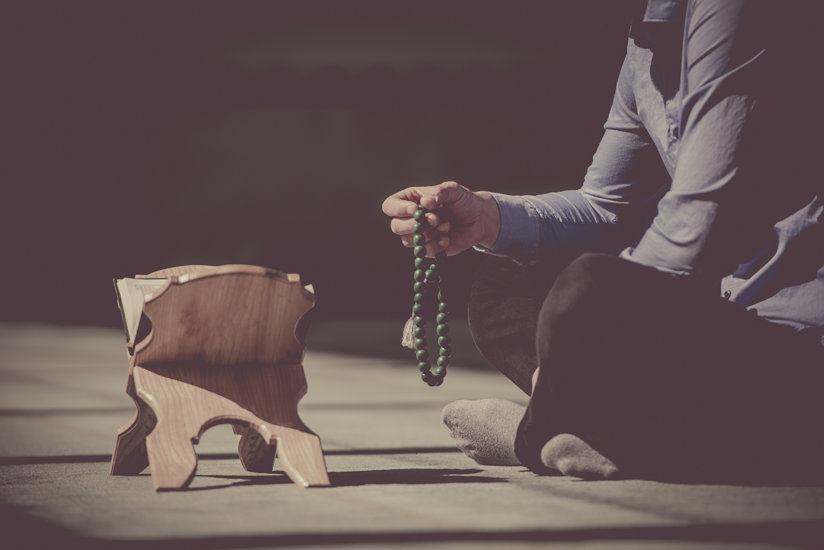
top-left (554, 253), bottom-right (615, 293)
top-left (467, 254), bottom-right (576, 345)
top-left (537, 253), bottom-right (614, 331)
top-left (532, 254), bottom-right (627, 393)
top-left (467, 255), bottom-right (568, 394)
top-left (467, 256), bottom-right (527, 345)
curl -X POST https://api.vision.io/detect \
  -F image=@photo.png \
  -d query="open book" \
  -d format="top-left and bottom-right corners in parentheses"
top-left (113, 278), bottom-right (168, 344)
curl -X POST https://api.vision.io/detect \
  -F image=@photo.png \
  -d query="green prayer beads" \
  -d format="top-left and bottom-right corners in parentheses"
top-left (411, 205), bottom-right (451, 386)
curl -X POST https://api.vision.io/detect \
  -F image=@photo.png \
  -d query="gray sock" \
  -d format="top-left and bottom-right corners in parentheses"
top-left (540, 433), bottom-right (620, 479)
top-left (441, 398), bottom-right (525, 466)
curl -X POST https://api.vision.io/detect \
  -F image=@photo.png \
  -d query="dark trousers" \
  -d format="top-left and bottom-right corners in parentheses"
top-left (468, 253), bottom-right (824, 483)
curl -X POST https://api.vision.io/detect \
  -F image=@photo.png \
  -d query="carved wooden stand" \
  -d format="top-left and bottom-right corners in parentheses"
top-left (109, 265), bottom-right (330, 491)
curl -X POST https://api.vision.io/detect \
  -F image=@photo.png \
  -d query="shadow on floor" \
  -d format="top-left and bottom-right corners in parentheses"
top-left (3, 501), bottom-right (823, 550)
top-left (191, 467), bottom-right (504, 491)
top-left (329, 467), bottom-right (503, 487)
top-left (0, 447), bottom-right (460, 467)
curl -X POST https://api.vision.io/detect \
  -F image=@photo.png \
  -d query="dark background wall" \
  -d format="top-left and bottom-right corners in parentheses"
top-left (2, 1), bottom-right (634, 326)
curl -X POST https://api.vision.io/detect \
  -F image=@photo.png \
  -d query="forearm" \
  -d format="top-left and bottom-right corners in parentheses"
top-left (477, 189), bottom-right (636, 265)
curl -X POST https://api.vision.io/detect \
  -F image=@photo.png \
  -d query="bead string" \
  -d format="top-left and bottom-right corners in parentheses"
top-left (411, 205), bottom-right (450, 386)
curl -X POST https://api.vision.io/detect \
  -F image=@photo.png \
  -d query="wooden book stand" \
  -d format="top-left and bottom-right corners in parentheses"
top-left (109, 265), bottom-right (330, 491)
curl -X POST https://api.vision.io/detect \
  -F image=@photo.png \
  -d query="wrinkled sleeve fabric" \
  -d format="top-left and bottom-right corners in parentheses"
top-left (480, 42), bottom-right (668, 265)
top-left (621, 0), bottom-right (769, 277)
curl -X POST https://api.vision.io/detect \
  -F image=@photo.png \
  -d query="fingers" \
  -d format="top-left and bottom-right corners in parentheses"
top-left (435, 219), bottom-right (451, 236)
top-left (389, 212), bottom-right (442, 236)
top-left (394, 214), bottom-right (451, 257)
top-left (420, 181), bottom-right (464, 211)
top-left (382, 181), bottom-right (465, 217)
top-left (382, 187), bottom-right (422, 217)
top-left (399, 223), bottom-right (447, 247)
top-left (384, 181), bottom-right (465, 257)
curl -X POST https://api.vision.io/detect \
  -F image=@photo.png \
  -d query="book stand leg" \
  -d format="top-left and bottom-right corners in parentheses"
top-left (111, 362), bottom-right (329, 491)
top-left (111, 379), bottom-right (280, 477)
top-left (110, 375), bottom-right (154, 476)
top-left (234, 424), bottom-right (277, 473)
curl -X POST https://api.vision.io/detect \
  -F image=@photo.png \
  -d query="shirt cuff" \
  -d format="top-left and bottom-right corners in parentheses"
top-left (472, 193), bottom-right (541, 264)
top-left (619, 246), bottom-right (691, 276)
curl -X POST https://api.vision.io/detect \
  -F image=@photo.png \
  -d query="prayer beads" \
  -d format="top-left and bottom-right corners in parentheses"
top-left (410, 205), bottom-right (451, 386)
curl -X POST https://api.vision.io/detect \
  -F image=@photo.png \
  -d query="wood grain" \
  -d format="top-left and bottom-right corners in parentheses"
top-left (109, 265), bottom-right (329, 491)
top-left (138, 265), bottom-right (213, 279)
top-left (134, 265), bottom-right (314, 367)
top-left (135, 363), bottom-right (329, 490)
top-left (110, 375), bottom-right (155, 475)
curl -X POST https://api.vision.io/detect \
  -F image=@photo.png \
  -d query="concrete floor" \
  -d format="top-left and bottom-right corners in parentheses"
top-left (1, 322), bottom-right (823, 550)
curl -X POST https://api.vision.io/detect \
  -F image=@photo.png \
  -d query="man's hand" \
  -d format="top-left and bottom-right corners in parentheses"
top-left (381, 181), bottom-right (501, 257)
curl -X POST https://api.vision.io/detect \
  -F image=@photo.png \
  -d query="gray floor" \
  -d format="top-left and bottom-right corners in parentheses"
top-left (1, 322), bottom-right (823, 550)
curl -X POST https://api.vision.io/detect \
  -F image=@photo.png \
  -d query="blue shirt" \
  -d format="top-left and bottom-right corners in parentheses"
top-left (482, 0), bottom-right (824, 333)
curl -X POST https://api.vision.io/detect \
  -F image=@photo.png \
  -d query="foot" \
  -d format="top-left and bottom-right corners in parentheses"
top-left (540, 433), bottom-right (620, 479)
top-left (441, 398), bottom-right (525, 466)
